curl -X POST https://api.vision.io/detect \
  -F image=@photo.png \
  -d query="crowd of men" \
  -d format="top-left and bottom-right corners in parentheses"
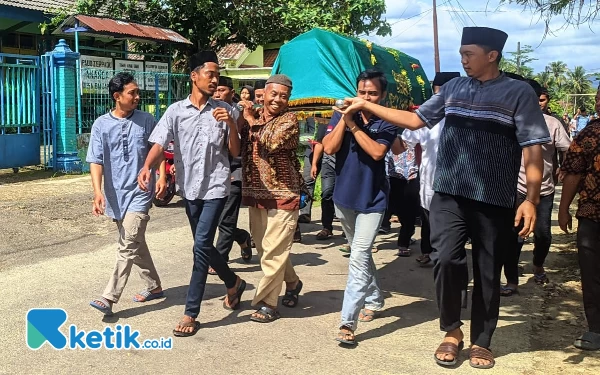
top-left (84, 25), bottom-right (600, 369)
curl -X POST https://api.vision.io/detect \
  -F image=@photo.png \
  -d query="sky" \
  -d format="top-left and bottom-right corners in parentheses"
top-left (365, 0), bottom-right (599, 81)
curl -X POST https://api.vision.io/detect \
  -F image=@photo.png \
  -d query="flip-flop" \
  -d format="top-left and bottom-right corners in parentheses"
top-left (208, 267), bottom-right (217, 276)
top-left (250, 306), bottom-right (280, 323)
top-left (500, 285), bottom-right (519, 297)
top-left (282, 280), bottom-right (303, 308)
top-left (358, 308), bottom-right (375, 322)
top-left (434, 341), bottom-right (464, 367)
top-left (396, 247), bottom-right (411, 257)
top-left (89, 297), bottom-right (114, 316)
top-left (574, 331), bottom-right (600, 351)
top-left (416, 254), bottom-right (432, 265)
top-left (133, 290), bottom-right (165, 302)
top-left (173, 320), bottom-right (201, 337)
top-left (223, 279), bottom-right (247, 311)
top-left (338, 245), bottom-right (351, 254)
top-left (534, 272), bottom-right (549, 285)
top-left (336, 328), bottom-right (356, 346)
top-left (469, 346), bottom-right (495, 369)
top-left (241, 235), bottom-right (252, 263)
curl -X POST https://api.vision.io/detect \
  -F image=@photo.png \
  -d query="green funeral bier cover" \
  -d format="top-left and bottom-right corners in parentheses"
top-left (271, 28), bottom-right (432, 116)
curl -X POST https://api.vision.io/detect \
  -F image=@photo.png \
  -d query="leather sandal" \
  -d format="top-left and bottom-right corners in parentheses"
top-left (434, 340), bottom-right (464, 367)
top-left (469, 346), bottom-right (495, 369)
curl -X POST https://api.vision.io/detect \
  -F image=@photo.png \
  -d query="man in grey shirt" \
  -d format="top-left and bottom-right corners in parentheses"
top-left (336, 27), bottom-right (549, 369)
top-left (87, 72), bottom-right (165, 316)
top-left (138, 51), bottom-right (246, 337)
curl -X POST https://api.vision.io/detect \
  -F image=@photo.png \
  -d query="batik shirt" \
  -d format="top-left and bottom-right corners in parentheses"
top-left (240, 111), bottom-right (302, 210)
top-left (561, 120), bottom-right (600, 222)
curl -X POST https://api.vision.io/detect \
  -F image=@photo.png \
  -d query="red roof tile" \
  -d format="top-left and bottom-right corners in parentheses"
top-left (263, 49), bottom-right (279, 67)
top-left (217, 43), bottom-right (247, 65)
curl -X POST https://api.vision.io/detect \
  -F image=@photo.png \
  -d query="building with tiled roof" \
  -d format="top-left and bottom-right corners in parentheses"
top-left (217, 42), bottom-right (282, 91)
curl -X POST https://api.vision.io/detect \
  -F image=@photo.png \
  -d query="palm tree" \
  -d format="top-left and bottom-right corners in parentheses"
top-left (567, 66), bottom-right (594, 111)
top-left (548, 61), bottom-right (568, 90)
top-left (536, 70), bottom-right (553, 89)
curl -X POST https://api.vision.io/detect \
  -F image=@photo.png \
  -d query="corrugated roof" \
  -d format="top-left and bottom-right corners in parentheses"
top-left (53, 15), bottom-right (192, 45)
top-left (0, 0), bottom-right (75, 12)
top-left (217, 43), bottom-right (247, 64)
top-left (263, 49), bottom-right (279, 67)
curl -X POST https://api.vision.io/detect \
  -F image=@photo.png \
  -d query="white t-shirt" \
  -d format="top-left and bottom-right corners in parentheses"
top-left (402, 119), bottom-right (445, 210)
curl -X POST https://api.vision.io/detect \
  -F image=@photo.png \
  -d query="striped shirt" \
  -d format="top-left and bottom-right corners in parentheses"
top-left (416, 73), bottom-right (551, 208)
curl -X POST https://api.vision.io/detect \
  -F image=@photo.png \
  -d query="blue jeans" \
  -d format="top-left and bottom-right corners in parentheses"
top-left (184, 198), bottom-right (237, 319)
top-left (335, 204), bottom-right (385, 331)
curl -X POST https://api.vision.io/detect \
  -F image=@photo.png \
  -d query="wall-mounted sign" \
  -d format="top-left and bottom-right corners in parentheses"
top-left (80, 55), bottom-right (113, 94)
top-left (144, 61), bottom-right (169, 92)
top-left (114, 59), bottom-right (145, 90)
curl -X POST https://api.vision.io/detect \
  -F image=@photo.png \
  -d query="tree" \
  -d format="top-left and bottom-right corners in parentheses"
top-left (548, 60), bottom-right (568, 90)
top-left (504, 1), bottom-right (600, 27)
top-left (44, 0), bottom-right (391, 60)
top-left (566, 66), bottom-right (594, 110)
top-left (498, 44), bottom-right (536, 78)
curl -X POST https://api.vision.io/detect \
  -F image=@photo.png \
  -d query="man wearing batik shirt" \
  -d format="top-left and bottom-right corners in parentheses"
top-left (337, 27), bottom-right (549, 368)
top-left (559, 87), bottom-right (600, 352)
top-left (239, 74), bottom-right (303, 323)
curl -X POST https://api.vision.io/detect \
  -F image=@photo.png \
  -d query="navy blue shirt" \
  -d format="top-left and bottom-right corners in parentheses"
top-left (329, 111), bottom-right (398, 213)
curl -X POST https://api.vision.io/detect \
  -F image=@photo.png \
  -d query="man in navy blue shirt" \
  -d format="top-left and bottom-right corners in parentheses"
top-left (322, 69), bottom-right (397, 346)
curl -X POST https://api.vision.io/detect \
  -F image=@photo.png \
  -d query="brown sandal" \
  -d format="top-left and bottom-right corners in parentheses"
top-left (434, 341), bottom-right (464, 367)
top-left (335, 327), bottom-right (356, 346)
top-left (316, 228), bottom-right (333, 240)
top-left (172, 320), bottom-right (201, 337)
top-left (469, 346), bottom-right (495, 369)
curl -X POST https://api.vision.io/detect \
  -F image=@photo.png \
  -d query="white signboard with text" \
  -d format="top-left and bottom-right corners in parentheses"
top-left (144, 61), bottom-right (169, 92)
top-left (80, 55), bottom-right (113, 94)
top-left (114, 59), bottom-right (145, 90)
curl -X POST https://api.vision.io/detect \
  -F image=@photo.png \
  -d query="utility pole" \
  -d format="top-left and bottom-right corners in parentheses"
top-left (516, 41), bottom-right (521, 75)
top-left (433, 0), bottom-right (440, 72)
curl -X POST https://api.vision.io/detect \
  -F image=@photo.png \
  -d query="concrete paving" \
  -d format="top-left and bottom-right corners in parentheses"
top-left (1, 176), bottom-right (599, 374)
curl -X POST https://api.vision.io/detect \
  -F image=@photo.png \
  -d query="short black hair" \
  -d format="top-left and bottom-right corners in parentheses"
top-left (478, 45), bottom-right (502, 64)
top-left (356, 69), bottom-right (388, 93)
top-left (109, 72), bottom-right (136, 102)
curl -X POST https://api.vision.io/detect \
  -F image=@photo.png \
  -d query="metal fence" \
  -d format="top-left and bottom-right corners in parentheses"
top-left (0, 54), bottom-right (39, 135)
top-left (78, 69), bottom-right (190, 133)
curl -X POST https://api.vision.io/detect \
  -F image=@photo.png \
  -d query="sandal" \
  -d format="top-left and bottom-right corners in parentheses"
top-left (416, 254), bottom-right (432, 265)
top-left (250, 306), bottom-right (280, 323)
top-left (241, 235), bottom-right (253, 263)
top-left (208, 266), bottom-right (217, 276)
top-left (358, 308), bottom-right (375, 322)
top-left (500, 285), bottom-right (519, 297)
top-left (339, 244), bottom-right (351, 254)
top-left (89, 297), bottom-right (114, 316)
top-left (469, 346), bottom-right (495, 369)
top-left (223, 278), bottom-right (246, 311)
top-left (396, 247), bottom-right (411, 257)
top-left (172, 320), bottom-right (201, 337)
top-left (133, 289), bottom-right (164, 302)
top-left (574, 331), bottom-right (600, 351)
top-left (434, 340), bottom-right (464, 367)
top-left (371, 246), bottom-right (379, 253)
top-left (316, 228), bottom-right (333, 240)
top-left (282, 280), bottom-right (303, 308)
top-left (336, 327), bottom-right (356, 346)
top-left (534, 272), bottom-right (549, 285)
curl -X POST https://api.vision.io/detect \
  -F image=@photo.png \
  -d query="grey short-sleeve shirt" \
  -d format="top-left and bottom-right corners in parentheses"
top-left (149, 96), bottom-right (234, 201)
top-left (415, 73), bottom-right (551, 208)
top-left (86, 110), bottom-right (157, 220)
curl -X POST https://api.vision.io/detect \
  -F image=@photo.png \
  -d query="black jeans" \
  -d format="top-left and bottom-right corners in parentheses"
top-left (320, 160), bottom-right (336, 231)
top-left (382, 177), bottom-right (420, 248)
top-left (578, 218), bottom-right (600, 333)
top-left (300, 152), bottom-right (321, 217)
top-left (184, 198), bottom-right (237, 318)
top-left (503, 192), bottom-right (554, 285)
top-left (431, 193), bottom-right (513, 348)
top-left (214, 181), bottom-right (250, 262)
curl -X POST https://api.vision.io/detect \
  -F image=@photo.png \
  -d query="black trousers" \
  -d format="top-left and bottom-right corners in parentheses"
top-left (320, 161), bottom-right (336, 232)
top-left (382, 177), bottom-right (420, 247)
top-left (578, 218), bottom-right (600, 334)
top-left (300, 153), bottom-right (321, 217)
top-left (420, 207), bottom-right (432, 255)
top-left (214, 181), bottom-right (250, 263)
top-left (503, 192), bottom-right (555, 285)
top-left (431, 193), bottom-right (514, 348)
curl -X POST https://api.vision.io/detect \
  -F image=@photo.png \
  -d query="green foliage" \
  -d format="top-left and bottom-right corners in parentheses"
top-left (498, 44), bottom-right (536, 78)
top-left (42, 0), bottom-right (391, 62)
top-left (504, 1), bottom-right (600, 27)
